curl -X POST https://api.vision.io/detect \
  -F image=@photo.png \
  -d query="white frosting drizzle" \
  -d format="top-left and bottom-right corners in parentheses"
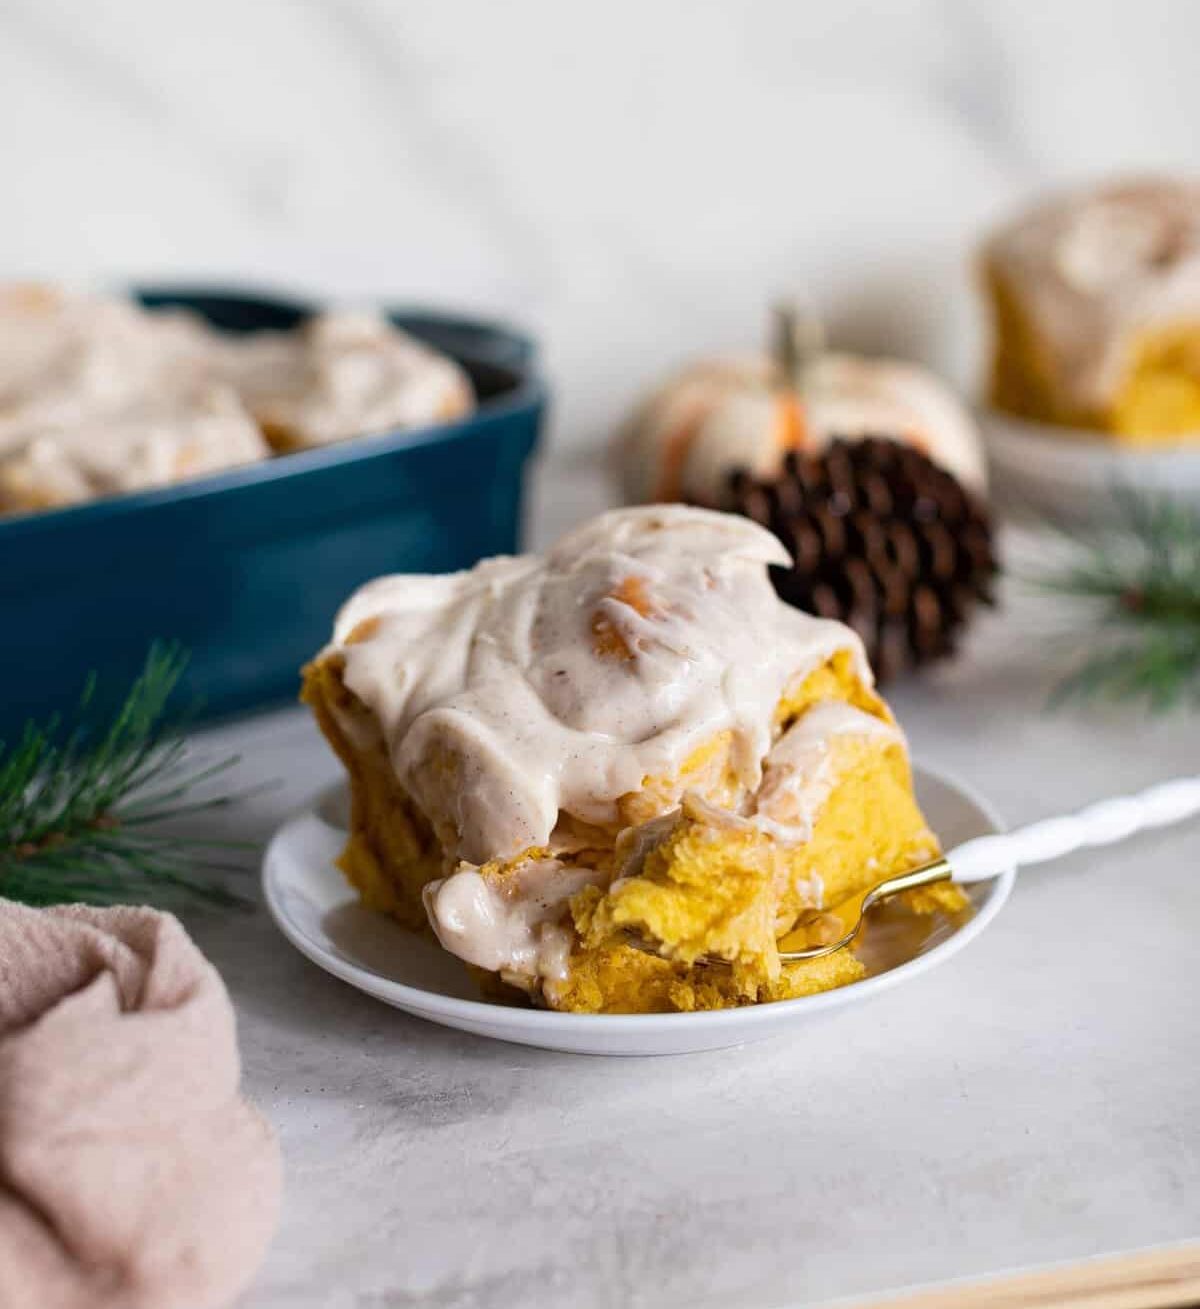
top-left (983, 178), bottom-right (1200, 411)
top-left (327, 505), bottom-right (872, 869)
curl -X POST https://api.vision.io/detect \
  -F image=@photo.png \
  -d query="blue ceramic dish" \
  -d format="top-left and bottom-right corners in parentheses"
top-left (0, 288), bottom-right (545, 737)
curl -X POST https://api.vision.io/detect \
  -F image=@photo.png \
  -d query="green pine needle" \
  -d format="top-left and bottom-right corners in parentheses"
top-left (0, 644), bottom-right (253, 909)
top-left (1038, 488), bottom-right (1200, 709)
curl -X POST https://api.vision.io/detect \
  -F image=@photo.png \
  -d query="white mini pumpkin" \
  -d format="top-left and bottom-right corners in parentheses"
top-left (619, 347), bottom-right (985, 505)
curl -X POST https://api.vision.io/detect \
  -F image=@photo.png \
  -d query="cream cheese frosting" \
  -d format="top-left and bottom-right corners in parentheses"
top-left (0, 285), bottom-right (477, 512)
top-left (0, 384), bottom-right (269, 509)
top-left (423, 858), bottom-right (593, 983)
top-left (325, 505), bottom-right (874, 871)
top-left (225, 310), bottom-right (474, 449)
top-left (982, 178), bottom-right (1200, 412)
top-left (752, 702), bottom-right (901, 843)
top-left (422, 700), bottom-right (900, 980)
top-left (0, 287), bottom-right (268, 509)
top-left (0, 285), bottom-right (216, 445)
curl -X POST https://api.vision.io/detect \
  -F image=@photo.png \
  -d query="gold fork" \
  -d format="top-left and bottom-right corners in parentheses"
top-left (630, 775), bottom-right (1200, 965)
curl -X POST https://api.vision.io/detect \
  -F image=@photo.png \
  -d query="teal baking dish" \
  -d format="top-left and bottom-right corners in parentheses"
top-left (0, 288), bottom-right (545, 737)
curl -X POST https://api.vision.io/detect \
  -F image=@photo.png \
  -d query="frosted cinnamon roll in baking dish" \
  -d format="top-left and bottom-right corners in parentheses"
top-left (0, 284), bottom-right (270, 511)
top-left (0, 285), bottom-right (475, 513)
top-left (303, 506), bottom-right (962, 1013)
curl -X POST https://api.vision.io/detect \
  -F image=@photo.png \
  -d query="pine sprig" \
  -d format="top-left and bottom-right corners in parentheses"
top-left (0, 645), bottom-right (253, 908)
top-left (1039, 488), bottom-right (1200, 709)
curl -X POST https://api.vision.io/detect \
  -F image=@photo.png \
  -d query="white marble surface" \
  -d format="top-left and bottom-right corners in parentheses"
top-left (4, 0), bottom-right (1200, 462)
top-left (173, 513), bottom-right (1200, 1309)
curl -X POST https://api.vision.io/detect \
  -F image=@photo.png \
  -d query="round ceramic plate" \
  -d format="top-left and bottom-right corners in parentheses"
top-left (982, 407), bottom-right (1200, 522)
top-left (262, 766), bottom-right (1014, 1056)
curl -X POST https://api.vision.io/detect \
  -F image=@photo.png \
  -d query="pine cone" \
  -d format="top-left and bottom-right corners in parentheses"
top-left (725, 438), bottom-right (998, 682)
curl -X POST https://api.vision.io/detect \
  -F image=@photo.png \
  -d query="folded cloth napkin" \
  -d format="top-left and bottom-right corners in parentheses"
top-left (0, 900), bottom-right (281, 1309)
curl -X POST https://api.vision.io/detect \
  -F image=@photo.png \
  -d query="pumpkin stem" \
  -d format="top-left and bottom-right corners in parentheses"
top-left (771, 299), bottom-right (824, 394)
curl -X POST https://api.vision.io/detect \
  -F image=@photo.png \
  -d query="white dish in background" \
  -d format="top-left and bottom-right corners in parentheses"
top-left (982, 406), bottom-right (1200, 522)
top-left (262, 767), bottom-right (1014, 1056)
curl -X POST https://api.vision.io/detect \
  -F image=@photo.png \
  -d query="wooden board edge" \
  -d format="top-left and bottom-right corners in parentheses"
top-left (839, 1242), bottom-right (1200, 1309)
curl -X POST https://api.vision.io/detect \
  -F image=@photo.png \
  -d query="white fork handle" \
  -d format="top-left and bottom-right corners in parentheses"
top-left (947, 775), bottom-right (1200, 884)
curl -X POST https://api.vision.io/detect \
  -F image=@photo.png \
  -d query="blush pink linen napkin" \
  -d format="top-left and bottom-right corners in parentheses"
top-left (0, 900), bottom-right (281, 1309)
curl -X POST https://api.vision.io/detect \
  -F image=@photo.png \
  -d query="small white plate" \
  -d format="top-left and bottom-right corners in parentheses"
top-left (982, 407), bottom-right (1200, 522)
top-left (262, 767), bottom-right (1014, 1056)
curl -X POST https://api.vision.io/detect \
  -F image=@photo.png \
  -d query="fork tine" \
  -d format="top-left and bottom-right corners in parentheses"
top-left (621, 857), bottom-right (955, 967)
top-left (778, 856), bottom-right (953, 961)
